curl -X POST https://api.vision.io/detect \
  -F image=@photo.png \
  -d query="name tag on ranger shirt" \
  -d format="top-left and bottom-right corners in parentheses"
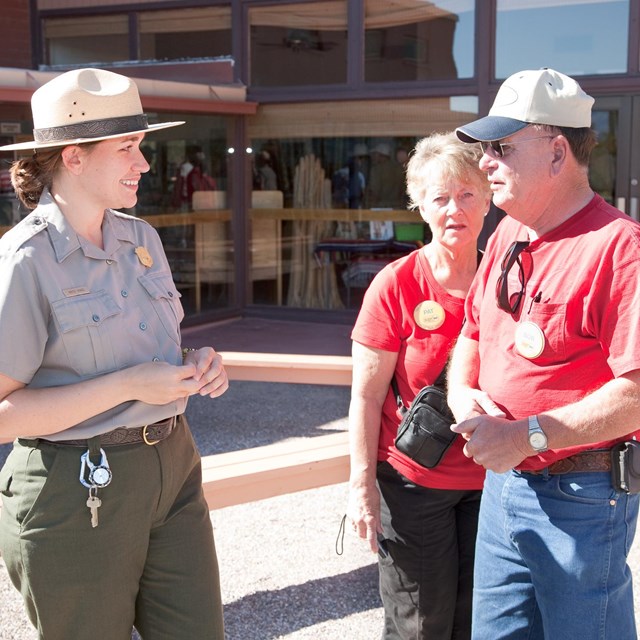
top-left (62, 286), bottom-right (91, 297)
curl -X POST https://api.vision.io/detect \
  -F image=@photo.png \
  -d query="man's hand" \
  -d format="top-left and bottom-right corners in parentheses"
top-left (451, 415), bottom-right (530, 473)
top-left (448, 387), bottom-right (506, 424)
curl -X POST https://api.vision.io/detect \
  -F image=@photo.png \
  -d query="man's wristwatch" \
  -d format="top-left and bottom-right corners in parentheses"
top-left (528, 415), bottom-right (548, 452)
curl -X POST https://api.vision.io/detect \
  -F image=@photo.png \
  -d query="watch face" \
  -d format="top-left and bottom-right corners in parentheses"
top-left (90, 466), bottom-right (112, 487)
top-left (530, 432), bottom-right (547, 450)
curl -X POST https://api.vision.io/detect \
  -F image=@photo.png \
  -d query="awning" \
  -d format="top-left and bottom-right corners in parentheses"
top-left (0, 65), bottom-right (256, 115)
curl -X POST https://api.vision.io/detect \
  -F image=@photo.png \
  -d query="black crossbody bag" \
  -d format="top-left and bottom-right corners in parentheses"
top-left (391, 251), bottom-right (480, 469)
top-left (392, 365), bottom-right (457, 469)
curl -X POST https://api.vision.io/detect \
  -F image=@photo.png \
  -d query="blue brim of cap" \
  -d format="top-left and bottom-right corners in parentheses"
top-left (456, 116), bottom-right (529, 143)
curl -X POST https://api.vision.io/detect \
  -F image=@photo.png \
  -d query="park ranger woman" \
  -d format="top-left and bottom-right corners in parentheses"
top-left (0, 68), bottom-right (227, 639)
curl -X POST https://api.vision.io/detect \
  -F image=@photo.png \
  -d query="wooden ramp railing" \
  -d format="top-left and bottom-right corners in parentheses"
top-left (202, 352), bottom-right (352, 510)
top-left (202, 430), bottom-right (350, 510)
top-left (218, 352), bottom-right (352, 386)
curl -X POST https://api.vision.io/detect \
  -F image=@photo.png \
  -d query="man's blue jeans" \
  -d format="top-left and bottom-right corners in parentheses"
top-left (472, 469), bottom-right (639, 640)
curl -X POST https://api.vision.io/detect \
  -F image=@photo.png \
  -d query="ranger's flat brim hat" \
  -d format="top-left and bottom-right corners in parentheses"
top-left (456, 68), bottom-right (594, 143)
top-left (0, 67), bottom-right (183, 152)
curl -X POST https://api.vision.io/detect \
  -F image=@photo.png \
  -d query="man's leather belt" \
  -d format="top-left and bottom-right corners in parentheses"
top-left (525, 449), bottom-right (611, 475)
top-left (52, 416), bottom-right (179, 447)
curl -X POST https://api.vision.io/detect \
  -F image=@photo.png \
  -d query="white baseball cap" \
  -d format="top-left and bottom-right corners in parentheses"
top-left (350, 143), bottom-right (369, 157)
top-left (456, 68), bottom-right (594, 143)
top-left (372, 143), bottom-right (391, 157)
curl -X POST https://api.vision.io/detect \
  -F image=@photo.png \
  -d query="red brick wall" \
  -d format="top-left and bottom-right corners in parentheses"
top-left (0, 0), bottom-right (32, 69)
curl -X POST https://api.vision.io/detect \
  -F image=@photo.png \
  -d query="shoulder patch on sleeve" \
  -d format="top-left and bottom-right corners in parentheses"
top-left (0, 215), bottom-right (48, 253)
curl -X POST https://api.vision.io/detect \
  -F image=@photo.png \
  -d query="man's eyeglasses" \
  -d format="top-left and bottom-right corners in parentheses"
top-left (480, 136), bottom-right (555, 159)
top-left (495, 240), bottom-right (530, 314)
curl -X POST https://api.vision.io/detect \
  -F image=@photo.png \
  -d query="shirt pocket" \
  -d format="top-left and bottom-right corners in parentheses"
top-left (138, 271), bottom-right (183, 345)
top-left (518, 302), bottom-right (567, 364)
top-left (51, 290), bottom-right (122, 376)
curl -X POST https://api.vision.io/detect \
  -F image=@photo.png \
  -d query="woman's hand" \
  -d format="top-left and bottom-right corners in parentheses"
top-left (347, 342), bottom-right (396, 554)
top-left (122, 349), bottom-right (228, 406)
top-left (346, 479), bottom-right (383, 554)
top-left (0, 350), bottom-right (229, 440)
top-left (182, 347), bottom-right (229, 398)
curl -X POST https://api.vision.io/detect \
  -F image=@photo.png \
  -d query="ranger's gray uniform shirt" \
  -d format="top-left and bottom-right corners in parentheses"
top-left (0, 190), bottom-right (186, 440)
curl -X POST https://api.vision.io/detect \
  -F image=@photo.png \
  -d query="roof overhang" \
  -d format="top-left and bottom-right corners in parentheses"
top-left (0, 65), bottom-right (257, 115)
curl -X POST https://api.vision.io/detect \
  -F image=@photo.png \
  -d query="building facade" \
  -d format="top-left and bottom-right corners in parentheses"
top-left (0, 0), bottom-right (637, 324)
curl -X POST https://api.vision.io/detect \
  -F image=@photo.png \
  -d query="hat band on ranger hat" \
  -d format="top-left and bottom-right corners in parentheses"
top-left (34, 114), bottom-right (149, 145)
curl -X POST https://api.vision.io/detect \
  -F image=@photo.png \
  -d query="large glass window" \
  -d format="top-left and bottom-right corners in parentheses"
top-left (249, 1), bottom-right (348, 87)
top-left (44, 7), bottom-right (232, 66)
top-left (44, 15), bottom-right (129, 65)
top-left (139, 7), bottom-right (232, 60)
top-left (364, 0), bottom-right (475, 82)
top-left (248, 96), bottom-right (479, 309)
top-left (496, 0), bottom-right (629, 78)
top-left (590, 107), bottom-right (618, 206)
top-left (128, 113), bottom-right (235, 316)
top-left (0, 109), bottom-right (235, 317)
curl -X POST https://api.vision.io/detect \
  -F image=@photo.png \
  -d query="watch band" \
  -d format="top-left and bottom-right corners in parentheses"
top-left (528, 415), bottom-right (548, 452)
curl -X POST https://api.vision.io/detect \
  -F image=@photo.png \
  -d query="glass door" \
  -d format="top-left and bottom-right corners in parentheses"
top-left (591, 97), bottom-right (640, 222)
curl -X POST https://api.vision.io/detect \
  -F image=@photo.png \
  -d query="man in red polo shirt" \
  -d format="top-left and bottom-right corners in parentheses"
top-left (448, 68), bottom-right (640, 639)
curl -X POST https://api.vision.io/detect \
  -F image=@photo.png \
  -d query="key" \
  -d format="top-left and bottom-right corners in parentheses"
top-left (87, 493), bottom-right (101, 528)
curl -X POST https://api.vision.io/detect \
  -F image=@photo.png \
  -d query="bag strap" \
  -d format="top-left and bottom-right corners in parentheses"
top-left (390, 376), bottom-right (404, 413)
top-left (391, 362), bottom-right (447, 415)
top-left (390, 249), bottom-right (481, 415)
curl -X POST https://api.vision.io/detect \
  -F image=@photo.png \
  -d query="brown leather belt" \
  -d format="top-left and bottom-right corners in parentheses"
top-left (50, 416), bottom-right (179, 447)
top-left (524, 449), bottom-right (611, 475)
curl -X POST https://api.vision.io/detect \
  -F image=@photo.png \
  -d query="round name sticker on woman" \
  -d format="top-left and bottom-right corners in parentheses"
top-left (515, 321), bottom-right (546, 359)
top-left (414, 300), bottom-right (446, 330)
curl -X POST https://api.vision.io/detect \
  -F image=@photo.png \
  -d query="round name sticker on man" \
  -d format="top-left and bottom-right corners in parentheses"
top-left (514, 320), bottom-right (545, 359)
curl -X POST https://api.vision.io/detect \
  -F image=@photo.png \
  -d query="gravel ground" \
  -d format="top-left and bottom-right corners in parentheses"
top-left (0, 382), bottom-right (385, 640)
top-left (2, 381), bottom-right (640, 639)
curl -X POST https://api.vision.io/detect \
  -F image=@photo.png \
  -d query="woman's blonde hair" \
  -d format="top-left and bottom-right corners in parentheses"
top-left (406, 132), bottom-right (489, 210)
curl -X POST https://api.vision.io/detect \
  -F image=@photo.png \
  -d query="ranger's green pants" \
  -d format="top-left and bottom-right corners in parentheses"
top-left (0, 417), bottom-right (224, 640)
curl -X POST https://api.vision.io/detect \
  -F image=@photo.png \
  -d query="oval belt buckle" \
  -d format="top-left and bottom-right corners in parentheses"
top-left (142, 424), bottom-right (160, 446)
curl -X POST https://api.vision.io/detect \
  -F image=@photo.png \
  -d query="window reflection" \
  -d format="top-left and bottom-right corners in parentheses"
top-left (139, 7), bottom-right (232, 60)
top-left (45, 15), bottom-right (129, 65)
top-left (249, 1), bottom-right (348, 87)
top-left (1, 111), bottom-right (235, 316)
top-left (496, 0), bottom-right (629, 78)
top-left (132, 114), bottom-right (234, 314)
top-left (45, 7), bottom-right (232, 66)
top-left (248, 97), bottom-right (479, 310)
top-left (589, 108), bottom-right (618, 205)
top-left (364, 0), bottom-right (475, 82)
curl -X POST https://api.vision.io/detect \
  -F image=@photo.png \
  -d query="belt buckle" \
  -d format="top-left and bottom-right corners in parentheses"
top-left (142, 424), bottom-right (160, 446)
